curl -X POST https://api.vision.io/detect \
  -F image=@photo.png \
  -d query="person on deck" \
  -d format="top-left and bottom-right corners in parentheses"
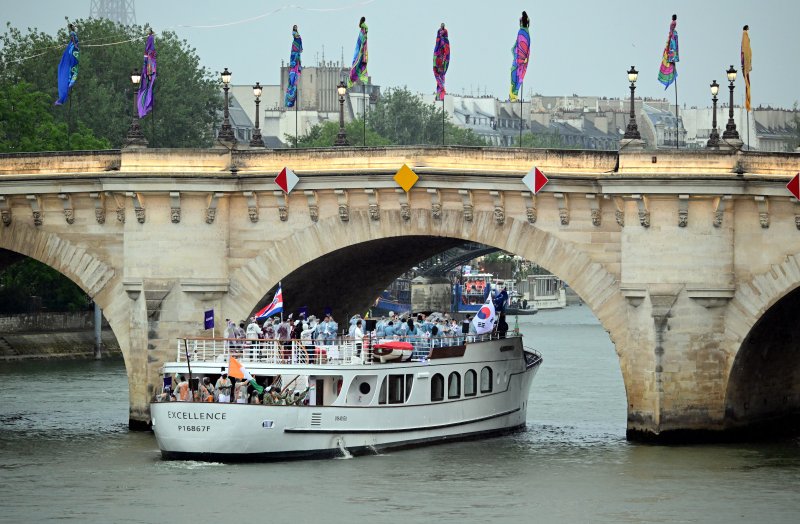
top-left (175, 375), bottom-right (190, 402)
top-left (493, 286), bottom-right (509, 314)
top-left (215, 371), bottom-right (232, 403)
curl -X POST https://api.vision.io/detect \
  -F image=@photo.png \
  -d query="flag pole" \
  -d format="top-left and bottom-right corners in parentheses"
top-left (674, 70), bottom-right (679, 150)
top-left (519, 82), bottom-right (523, 147)
top-left (183, 339), bottom-right (194, 394)
top-left (363, 82), bottom-right (367, 147)
top-left (295, 85), bottom-right (299, 148)
top-left (67, 95), bottom-right (72, 150)
top-left (442, 96), bottom-right (445, 146)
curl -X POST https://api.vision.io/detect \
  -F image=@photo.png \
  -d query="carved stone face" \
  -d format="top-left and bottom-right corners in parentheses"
top-left (338, 205), bottom-right (349, 222)
top-left (526, 207), bottom-right (537, 224)
top-left (615, 210), bottom-right (625, 227)
top-left (400, 203), bottom-right (411, 221)
top-left (639, 211), bottom-right (650, 228)
top-left (64, 208), bottom-right (75, 225)
top-left (32, 210), bottom-right (43, 227)
top-left (135, 208), bottom-right (146, 224)
top-left (369, 203), bottom-right (380, 221)
top-left (463, 204), bottom-right (473, 222)
top-left (95, 207), bottom-right (106, 225)
top-left (558, 209), bottom-right (569, 226)
top-left (591, 208), bottom-right (601, 227)
top-left (278, 206), bottom-right (288, 222)
top-left (795, 215), bottom-right (800, 230)
top-left (713, 210), bottom-right (723, 228)
top-left (205, 207), bottom-right (217, 224)
top-left (678, 210), bottom-right (688, 228)
top-left (759, 212), bottom-right (769, 229)
top-left (170, 207), bottom-right (181, 224)
top-left (1, 209), bottom-right (11, 227)
top-left (116, 208), bottom-right (125, 223)
top-left (494, 206), bottom-right (505, 225)
top-left (308, 205), bottom-right (319, 223)
top-left (431, 202), bottom-right (442, 219)
top-left (248, 207), bottom-right (259, 223)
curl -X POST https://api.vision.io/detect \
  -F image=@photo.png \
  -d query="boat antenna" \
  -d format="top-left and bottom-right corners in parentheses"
top-left (183, 339), bottom-right (195, 395)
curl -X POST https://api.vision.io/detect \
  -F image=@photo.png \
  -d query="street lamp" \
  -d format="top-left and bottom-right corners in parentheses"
top-left (722, 65), bottom-right (740, 141)
top-left (334, 81), bottom-right (349, 146)
top-left (249, 81), bottom-right (265, 147)
top-left (217, 67), bottom-right (235, 142)
top-left (706, 80), bottom-right (720, 149)
top-left (622, 66), bottom-right (641, 140)
top-left (124, 68), bottom-right (147, 147)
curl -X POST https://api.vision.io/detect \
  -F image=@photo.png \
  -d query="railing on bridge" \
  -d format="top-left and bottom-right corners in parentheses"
top-left (175, 333), bottom-right (520, 366)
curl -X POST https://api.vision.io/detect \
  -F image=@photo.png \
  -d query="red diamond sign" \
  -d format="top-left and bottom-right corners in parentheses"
top-left (522, 166), bottom-right (549, 195)
top-left (275, 167), bottom-right (299, 194)
top-left (787, 173), bottom-right (800, 200)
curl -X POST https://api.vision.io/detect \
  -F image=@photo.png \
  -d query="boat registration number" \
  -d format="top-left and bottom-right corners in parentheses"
top-left (335, 416), bottom-right (348, 422)
top-left (177, 425), bottom-right (211, 432)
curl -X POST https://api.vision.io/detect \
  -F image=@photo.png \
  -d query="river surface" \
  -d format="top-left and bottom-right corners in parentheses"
top-left (1, 305), bottom-right (799, 523)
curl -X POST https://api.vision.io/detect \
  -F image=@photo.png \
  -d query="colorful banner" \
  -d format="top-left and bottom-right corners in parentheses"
top-left (348, 18), bottom-right (369, 88)
top-left (658, 16), bottom-right (679, 89)
top-left (55, 26), bottom-right (79, 105)
top-left (137, 31), bottom-right (157, 118)
top-left (741, 26), bottom-right (752, 111)
top-left (285, 27), bottom-right (303, 107)
top-left (509, 13), bottom-right (530, 102)
top-left (433, 24), bottom-right (450, 101)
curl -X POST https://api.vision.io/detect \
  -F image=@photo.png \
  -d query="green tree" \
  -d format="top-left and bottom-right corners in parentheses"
top-left (514, 131), bottom-right (569, 149)
top-left (0, 258), bottom-right (89, 313)
top-left (369, 87), bottom-right (486, 146)
top-left (0, 81), bottom-right (109, 152)
top-left (290, 118), bottom-right (390, 148)
top-left (0, 18), bottom-right (221, 148)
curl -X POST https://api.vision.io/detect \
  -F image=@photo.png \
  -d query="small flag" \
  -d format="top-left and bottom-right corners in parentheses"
top-left (255, 285), bottom-right (283, 319)
top-left (204, 309), bottom-right (214, 330)
top-left (137, 30), bottom-right (157, 118)
top-left (658, 16), bottom-right (679, 90)
top-left (55, 25), bottom-right (80, 106)
top-left (472, 299), bottom-right (496, 335)
top-left (228, 356), bottom-right (263, 394)
top-left (741, 26), bottom-right (752, 112)
top-left (348, 18), bottom-right (369, 88)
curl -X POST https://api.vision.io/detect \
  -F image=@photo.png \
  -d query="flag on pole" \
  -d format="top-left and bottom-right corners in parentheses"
top-left (658, 16), bottom-right (679, 89)
top-left (348, 18), bottom-right (369, 88)
top-left (204, 309), bottom-right (214, 330)
top-left (433, 24), bottom-right (450, 101)
top-left (228, 356), bottom-right (264, 394)
top-left (137, 30), bottom-right (157, 118)
top-left (255, 285), bottom-right (283, 320)
top-left (509, 12), bottom-right (531, 102)
top-left (472, 299), bottom-right (496, 335)
top-left (55, 25), bottom-right (80, 105)
top-left (285, 26), bottom-right (303, 107)
top-left (741, 25), bottom-right (752, 111)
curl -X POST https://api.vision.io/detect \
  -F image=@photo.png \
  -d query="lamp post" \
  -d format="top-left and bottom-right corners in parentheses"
top-left (334, 81), bottom-right (349, 146)
top-left (124, 68), bottom-right (148, 148)
top-left (622, 66), bottom-right (641, 140)
top-left (249, 81), bottom-right (265, 147)
top-left (722, 65), bottom-right (740, 141)
top-left (217, 67), bottom-right (235, 142)
top-left (707, 80), bottom-right (720, 149)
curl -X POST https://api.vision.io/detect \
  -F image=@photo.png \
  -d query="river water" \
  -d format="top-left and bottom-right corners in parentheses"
top-left (1, 305), bottom-right (799, 523)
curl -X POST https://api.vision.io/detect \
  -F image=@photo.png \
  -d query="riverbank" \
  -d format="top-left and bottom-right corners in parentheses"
top-left (0, 330), bottom-right (120, 360)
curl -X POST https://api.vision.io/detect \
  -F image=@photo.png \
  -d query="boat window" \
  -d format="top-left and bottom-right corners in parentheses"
top-left (431, 373), bottom-right (444, 402)
top-left (480, 366), bottom-right (493, 393)
top-left (359, 382), bottom-right (371, 394)
top-left (448, 372), bottom-right (461, 399)
top-left (388, 375), bottom-right (405, 404)
top-left (405, 374), bottom-right (413, 402)
top-left (464, 369), bottom-right (477, 397)
top-left (378, 376), bottom-right (388, 405)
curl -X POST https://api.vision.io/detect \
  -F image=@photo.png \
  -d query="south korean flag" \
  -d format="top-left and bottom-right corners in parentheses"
top-left (472, 299), bottom-right (496, 335)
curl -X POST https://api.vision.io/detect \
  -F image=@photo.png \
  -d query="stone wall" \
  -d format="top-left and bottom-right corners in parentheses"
top-left (0, 311), bottom-right (109, 333)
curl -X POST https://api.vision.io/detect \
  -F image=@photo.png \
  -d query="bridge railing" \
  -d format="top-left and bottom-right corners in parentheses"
top-left (175, 333), bottom-right (519, 366)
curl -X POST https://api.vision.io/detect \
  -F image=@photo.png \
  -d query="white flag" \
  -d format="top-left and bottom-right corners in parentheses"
top-left (471, 300), bottom-right (496, 335)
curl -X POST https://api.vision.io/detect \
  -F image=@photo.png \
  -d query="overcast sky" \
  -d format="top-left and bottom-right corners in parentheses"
top-left (4, 0), bottom-right (799, 109)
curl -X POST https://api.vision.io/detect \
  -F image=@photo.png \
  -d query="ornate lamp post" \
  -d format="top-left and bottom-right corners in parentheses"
top-left (124, 68), bottom-right (148, 147)
top-left (722, 65), bottom-right (740, 141)
top-left (249, 81), bottom-right (265, 147)
top-left (217, 67), bottom-right (235, 142)
top-left (707, 80), bottom-right (720, 149)
top-left (334, 81), bottom-right (349, 146)
top-left (622, 66), bottom-right (641, 140)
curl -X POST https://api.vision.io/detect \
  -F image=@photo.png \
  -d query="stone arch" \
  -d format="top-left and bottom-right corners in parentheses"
top-left (0, 221), bottom-right (140, 419)
top-left (723, 254), bottom-right (800, 430)
top-left (225, 206), bottom-right (631, 395)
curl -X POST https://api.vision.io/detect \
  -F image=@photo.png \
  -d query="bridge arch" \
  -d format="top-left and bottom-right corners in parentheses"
top-left (0, 221), bottom-right (143, 422)
top-left (724, 254), bottom-right (800, 432)
top-left (224, 207), bottom-right (631, 398)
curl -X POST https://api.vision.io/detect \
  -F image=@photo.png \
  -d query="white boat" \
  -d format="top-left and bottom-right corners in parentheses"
top-left (150, 333), bottom-right (542, 462)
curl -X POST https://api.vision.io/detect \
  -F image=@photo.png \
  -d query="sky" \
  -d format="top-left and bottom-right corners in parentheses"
top-left (3, 0), bottom-right (799, 109)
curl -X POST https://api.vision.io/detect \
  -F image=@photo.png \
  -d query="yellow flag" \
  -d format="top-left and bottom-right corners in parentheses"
top-left (741, 27), bottom-right (752, 111)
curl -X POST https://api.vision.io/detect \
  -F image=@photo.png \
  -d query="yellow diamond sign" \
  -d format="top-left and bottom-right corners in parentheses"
top-left (393, 164), bottom-right (419, 192)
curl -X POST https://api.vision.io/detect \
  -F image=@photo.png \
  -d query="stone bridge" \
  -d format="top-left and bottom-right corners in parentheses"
top-left (1, 146), bottom-right (799, 441)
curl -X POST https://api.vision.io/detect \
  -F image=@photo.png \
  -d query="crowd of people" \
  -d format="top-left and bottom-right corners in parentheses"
top-left (157, 371), bottom-right (313, 406)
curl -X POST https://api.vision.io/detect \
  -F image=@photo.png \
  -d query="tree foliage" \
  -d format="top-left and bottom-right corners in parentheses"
top-left (515, 131), bottom-right (569, 149)
top-left (0, 258), bottom-right (89, 313)
top-left (295, 87), bottom-right (487, 148)
top-left (0, 81), bottom-right (109, 152)
top-left (0, 18), bottom-right (221, 148)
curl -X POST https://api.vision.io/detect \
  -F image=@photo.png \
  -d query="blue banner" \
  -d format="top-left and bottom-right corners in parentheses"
top-left (204, 309), bottom-right (214, 330)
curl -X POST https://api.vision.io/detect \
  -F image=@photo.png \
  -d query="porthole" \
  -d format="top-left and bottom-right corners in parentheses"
top-left (359, 382), bottom-right (371, 395)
